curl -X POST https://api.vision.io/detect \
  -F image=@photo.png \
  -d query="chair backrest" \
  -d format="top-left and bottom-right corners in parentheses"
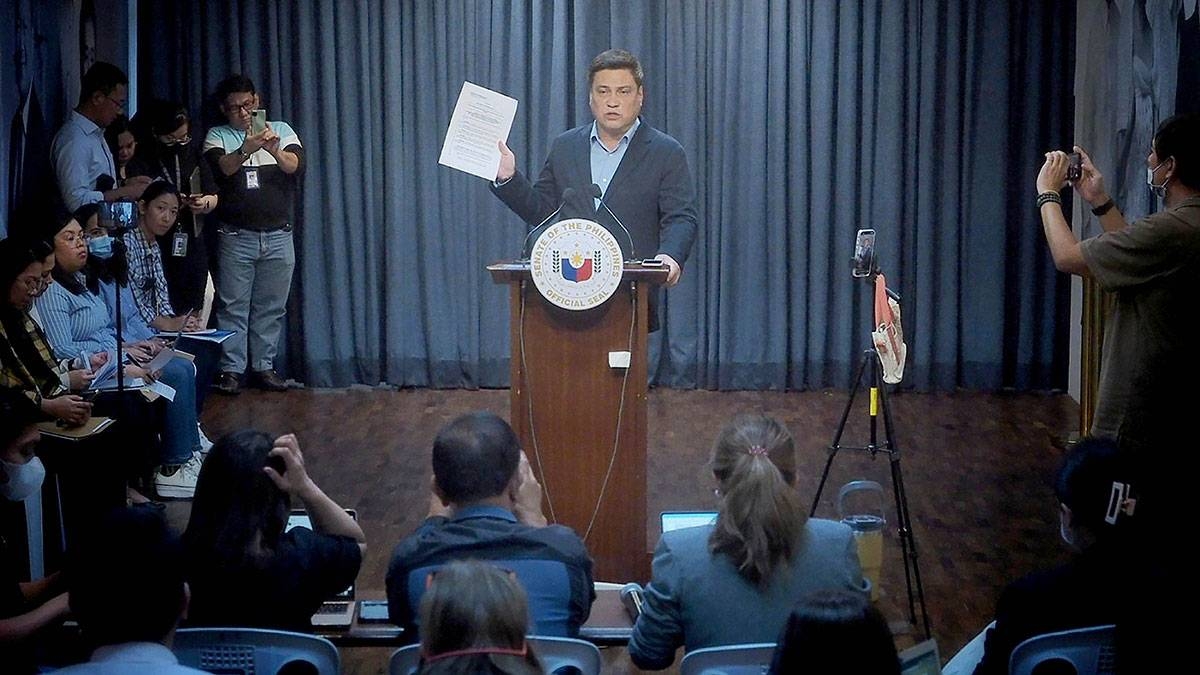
top-left (388, 636), bottom-right (601, 675)
top-left (679, 643), bottom-right (777, 675)
top-left (406, 559), bottom-right (573, 638)
top-left (173, 627), bottom-right (340, 675)
top-left (1009, 624), bottom-right (1117, 675)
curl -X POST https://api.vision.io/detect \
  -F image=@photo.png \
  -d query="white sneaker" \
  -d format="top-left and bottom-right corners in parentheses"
top-left (197, 424), bottom-right (214, 455)
top-left (155, 453), bottom-right (203, 499)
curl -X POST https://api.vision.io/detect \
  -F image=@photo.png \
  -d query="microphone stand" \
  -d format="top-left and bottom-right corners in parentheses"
top-left (105, 202), bottom-right (136, 394)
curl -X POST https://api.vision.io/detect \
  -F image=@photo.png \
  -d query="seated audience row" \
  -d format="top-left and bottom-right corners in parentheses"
top-left (2, 409), bottom-right (878, 671)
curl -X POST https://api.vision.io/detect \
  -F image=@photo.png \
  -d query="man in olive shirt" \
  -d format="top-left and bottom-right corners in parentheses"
top-left (1033, 113), bottom-right (1199, 513)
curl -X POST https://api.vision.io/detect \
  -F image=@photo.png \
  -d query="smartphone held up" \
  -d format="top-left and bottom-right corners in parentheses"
top-left (1066, 152), bottom-right (1082, 182)
top-left (250, 108), bottom-right (267, 136)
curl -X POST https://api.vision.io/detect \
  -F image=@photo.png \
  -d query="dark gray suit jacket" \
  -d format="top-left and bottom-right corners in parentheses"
top-left (492, 120), bottom-right (698, 329)
top-left (627, 519), bottom-right (869, 670)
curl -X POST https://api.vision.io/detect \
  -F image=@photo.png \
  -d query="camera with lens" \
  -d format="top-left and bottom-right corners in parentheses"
top-left (1066, 152), bottom-right (1082, 182)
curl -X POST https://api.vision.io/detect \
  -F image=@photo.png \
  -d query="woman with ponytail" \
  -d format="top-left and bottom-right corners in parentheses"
top-left (628, 414), bottom-right (868, 670)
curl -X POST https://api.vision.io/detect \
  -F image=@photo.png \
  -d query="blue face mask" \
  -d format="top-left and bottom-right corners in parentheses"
top-left (88, 235), bottom-right (114, 259)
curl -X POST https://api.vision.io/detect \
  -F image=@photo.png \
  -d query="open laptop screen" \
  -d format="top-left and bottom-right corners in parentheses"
top-left (286, 509), bottom-right (356, 599)
top-left (660, 511), bottom-right (718, 533)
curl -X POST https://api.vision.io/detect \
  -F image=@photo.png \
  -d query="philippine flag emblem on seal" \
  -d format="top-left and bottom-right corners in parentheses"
top-left (560, 250), bottom-right (595, 283)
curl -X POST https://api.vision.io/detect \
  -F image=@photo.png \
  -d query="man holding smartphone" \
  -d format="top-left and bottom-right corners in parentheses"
top-left (203, 75), bottom-right (304, 394)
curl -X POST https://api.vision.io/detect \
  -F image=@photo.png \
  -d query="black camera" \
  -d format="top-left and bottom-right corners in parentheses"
top-left (1066, 153), bottom-right (1082, 182)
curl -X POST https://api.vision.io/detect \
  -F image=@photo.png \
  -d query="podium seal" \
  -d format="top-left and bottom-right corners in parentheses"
top-left (529, 219), bottom-right (624, 310)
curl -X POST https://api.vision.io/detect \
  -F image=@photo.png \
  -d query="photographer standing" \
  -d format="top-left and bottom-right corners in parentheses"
top-left (1034, 113), bottom-right (1199, 517)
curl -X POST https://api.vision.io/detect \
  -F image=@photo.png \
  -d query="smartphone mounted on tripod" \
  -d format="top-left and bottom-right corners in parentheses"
top-left (852, 229), bottom-right (876, 278)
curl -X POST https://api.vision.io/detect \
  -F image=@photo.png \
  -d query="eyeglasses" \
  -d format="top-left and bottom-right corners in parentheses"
top-left (17, 276), bottom-right (41, 292)
top-left (104, 93), bottom-right (127, 111)
top-left (58, 231), bottom-right (92, 246)
top-left (160, 133), bottom-right (191, 146)
top-left (225, 99), bottom-right (255, 114)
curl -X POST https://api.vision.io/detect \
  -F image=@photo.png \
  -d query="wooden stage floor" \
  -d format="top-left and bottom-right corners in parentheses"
top-left (183, 386), bottom-right (1078, 673)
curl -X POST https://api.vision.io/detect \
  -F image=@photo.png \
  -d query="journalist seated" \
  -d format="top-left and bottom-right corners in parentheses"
top-left (182, 430), bottom-right (364, 632)
top-left (628, 413), bottom-right (868, 670)
top-left (386, 411), bottom-right (594, 643)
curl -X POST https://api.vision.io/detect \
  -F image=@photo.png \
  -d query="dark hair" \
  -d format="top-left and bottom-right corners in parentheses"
top-left (0, 236), bottom-right (42, 303)
top-left (1055, 437), bottom-right (1135, 540)
top-left (708, 414), bottom-right (806, 587)
top-left (1153, 113), bottom-right (1199, 191)
top-left (418, 560), bottom-right (541, 675)
top-left (67, 507), bottom-right (186, 646)
top-left (47, 208), bottom-right (94, 296)
top-left (104, 115), bottom-right (133, 158)
top-left (216, 74), bottom-right (257, 102)
top-left (74, 202), bottom-right (129, 292)
top-left (183, 430), bottom-right (291, 571)
top-left (588, 49), bottom-right (644, 88)
top-left (432, 412), bottom-right (521, 504)
top-left (0, 390), bottom-right (41, 449)
top-left (143, 98), bottom-right (189, 137)
top-left (768, 589), bottom-right (900, 675)
top-left (79, 61), bottom-right (127, 102)
top-left (138, 179), bottom-right (180, 206)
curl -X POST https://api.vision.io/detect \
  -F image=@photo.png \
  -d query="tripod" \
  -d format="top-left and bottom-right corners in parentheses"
top-left (809, 346), bottom-right (931, 638)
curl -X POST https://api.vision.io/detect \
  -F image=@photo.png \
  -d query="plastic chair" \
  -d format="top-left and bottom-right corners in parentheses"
top-left (1008, 624), bottom-right (1116, 675)
top-left (389, 635), bottom-right (602, 675)
top-left (173, 627), bottom-right (340, 675)
top-left (679, 642), bottom-right (777, 675)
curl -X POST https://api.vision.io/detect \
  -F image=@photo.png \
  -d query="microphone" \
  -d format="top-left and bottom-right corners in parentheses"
top-left (521, 187), bottom-right (577, 259)
top-left (619, 582), bottom-right (645, 620)
top-left (591, 183), bottom-right (636, 262)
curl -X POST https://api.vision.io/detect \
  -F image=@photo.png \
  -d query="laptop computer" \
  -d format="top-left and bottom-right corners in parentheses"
top-left (660, 511), bottom-right (718, 533)
top-left (286, 509), bottom-right (358, 627)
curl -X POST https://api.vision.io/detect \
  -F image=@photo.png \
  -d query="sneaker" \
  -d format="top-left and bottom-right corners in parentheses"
top-left (197, 424), bottom-right (214, 455)
top-left (155, 453), bottom-right (203, 499)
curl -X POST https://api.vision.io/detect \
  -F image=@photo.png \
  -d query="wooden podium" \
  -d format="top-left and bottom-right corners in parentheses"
top-left (488, 261), bottom-right (666, 582)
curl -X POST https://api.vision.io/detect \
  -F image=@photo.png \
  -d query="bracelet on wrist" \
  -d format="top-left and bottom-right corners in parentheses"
top-left (1036, 191), bottom-right (1062, 209)
top-left (1091, 198), bottom-right (1115, 216)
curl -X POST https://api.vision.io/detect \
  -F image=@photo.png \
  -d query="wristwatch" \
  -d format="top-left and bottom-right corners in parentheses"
top-left (1091, 198), bottom-right (1115, 216)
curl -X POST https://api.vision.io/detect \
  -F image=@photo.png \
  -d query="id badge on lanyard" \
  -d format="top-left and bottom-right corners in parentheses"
top-left (171, 227), bottom-right (188, 257)
top-left (246, 168), bottom-right (260, 190)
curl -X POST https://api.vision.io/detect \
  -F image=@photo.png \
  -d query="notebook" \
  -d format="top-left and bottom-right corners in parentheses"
top-left (286, 509), bottom-right (358, 627)
top-left (660, 511), bottom-right (718, 533)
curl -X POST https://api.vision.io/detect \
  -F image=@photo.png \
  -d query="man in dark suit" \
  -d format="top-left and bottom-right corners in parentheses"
top-left (492, 48), bottom-right (698, 330)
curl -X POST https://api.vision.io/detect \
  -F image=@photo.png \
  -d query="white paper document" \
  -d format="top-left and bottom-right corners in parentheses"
top-left (438, 81), bottom-right (518, 180)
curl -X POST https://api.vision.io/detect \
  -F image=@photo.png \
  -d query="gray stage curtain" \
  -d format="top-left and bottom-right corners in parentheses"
top-left (138, 0), bottom-right (1074, 391)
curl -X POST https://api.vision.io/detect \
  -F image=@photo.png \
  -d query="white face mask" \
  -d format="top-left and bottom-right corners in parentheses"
top-left (0, 456), bottom-right (46, 502)
top-left (1146, 160), bottom-right (1170, 198)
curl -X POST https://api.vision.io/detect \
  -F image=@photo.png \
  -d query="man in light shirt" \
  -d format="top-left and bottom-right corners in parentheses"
top-left (51, 62), bottom-right (150, 212)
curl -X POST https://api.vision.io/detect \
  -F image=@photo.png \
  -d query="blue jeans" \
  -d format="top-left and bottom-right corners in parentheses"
top-left (158, 357), bottom-right (200, 465)
top-left (215, 227), bottom-right (296, 373)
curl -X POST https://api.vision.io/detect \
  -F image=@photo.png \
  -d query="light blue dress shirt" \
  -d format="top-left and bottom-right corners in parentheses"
top-left (51, 111), bottom-right (116, 212)
top-left (590, 117), bottom-right (640, 208)
top-left (35, 275), bottom-right (120, 360)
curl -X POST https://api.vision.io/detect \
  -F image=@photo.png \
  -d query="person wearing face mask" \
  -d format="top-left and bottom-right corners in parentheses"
top-left (128, 100), bottom-right (217, 323)
top-left (35, 212), bottom-right (204, 501)
top-left (949, 438), bottom-right (1140, 675)
top-left (1034, 114), bottom-right (1199, 529)
top-left (0, 400), bottom-right (72, 674)
top-left (79, 201), bottom-right (218, 437)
